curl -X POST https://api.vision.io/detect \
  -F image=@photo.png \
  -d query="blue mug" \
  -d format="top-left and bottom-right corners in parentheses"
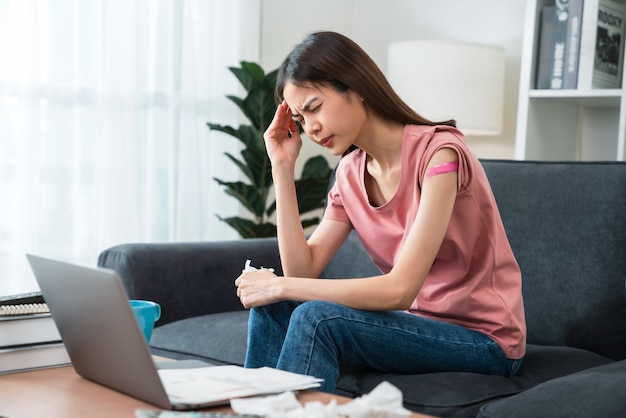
top-left (130, 300), bottom-right (161, 342)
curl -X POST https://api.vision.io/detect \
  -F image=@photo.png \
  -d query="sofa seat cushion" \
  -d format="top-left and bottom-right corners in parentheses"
top-left (477, 360), bottom-right (626, 418)
top-left (147, 311), bottom-right (615, 417)
top-left (336, 344), bottom-right (613, 417)
top-left (149, 311), bottom-right (249, 366)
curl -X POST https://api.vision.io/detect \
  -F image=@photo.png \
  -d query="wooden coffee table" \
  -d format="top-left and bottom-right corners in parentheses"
top-left (0, 363), bottom-right (434, 417)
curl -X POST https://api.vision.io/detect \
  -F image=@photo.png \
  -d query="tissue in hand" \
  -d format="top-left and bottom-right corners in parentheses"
top-left (243, 259), bottom-right (275, 273)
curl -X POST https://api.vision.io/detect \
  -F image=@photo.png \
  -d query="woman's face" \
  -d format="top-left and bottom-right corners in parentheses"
top-left (282, 82), bottom-right (367, 156)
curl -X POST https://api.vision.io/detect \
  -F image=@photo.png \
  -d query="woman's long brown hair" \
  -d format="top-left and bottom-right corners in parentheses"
top-left (275, 31), bottom-right (456, 155)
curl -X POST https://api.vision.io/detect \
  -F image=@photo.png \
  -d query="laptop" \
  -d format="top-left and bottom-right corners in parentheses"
top-left (25, 253), bottom-right (226, 410)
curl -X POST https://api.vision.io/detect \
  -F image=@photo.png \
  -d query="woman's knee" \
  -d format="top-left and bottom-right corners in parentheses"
top-left (248, 301), bottom-right (298, 332)
top-left (252, 300), bottom-right (297, 318)
top-left (289, 301), bottom-right (349, 333)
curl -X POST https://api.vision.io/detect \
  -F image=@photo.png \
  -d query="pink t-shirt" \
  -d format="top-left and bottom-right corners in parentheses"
top-left (324, 124), bottom-right (526, 359)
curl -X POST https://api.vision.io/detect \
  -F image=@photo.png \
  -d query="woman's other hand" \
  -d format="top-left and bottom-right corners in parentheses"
top-left (235, 268), bottom-right (283, 308)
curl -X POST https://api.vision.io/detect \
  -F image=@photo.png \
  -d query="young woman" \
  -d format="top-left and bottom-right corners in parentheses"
top-left (234, 31), bottom-right (526, 393)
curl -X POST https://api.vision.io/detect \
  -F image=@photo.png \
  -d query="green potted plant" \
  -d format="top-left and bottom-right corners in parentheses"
top-left (208, 61), bottom-right (332, 238)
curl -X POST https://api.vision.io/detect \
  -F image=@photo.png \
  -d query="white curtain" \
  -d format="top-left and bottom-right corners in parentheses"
top-left (0, 0), bottom-right (260, 295)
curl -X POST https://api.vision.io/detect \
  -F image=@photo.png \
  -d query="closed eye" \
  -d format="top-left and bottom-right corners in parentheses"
top-left (294, 105), bottom-right (321, 124)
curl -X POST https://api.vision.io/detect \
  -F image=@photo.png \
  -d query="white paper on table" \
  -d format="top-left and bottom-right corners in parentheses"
top-left (158, 365), bottom-right (322, 405)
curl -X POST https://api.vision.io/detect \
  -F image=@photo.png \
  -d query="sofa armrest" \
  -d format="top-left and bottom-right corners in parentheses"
top-left (97, 238), bottom-right (281, 326)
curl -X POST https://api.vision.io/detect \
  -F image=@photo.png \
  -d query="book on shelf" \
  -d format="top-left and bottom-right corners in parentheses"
top-left (0, 291), bottom-right (62, 348)
top-left (578, 0), bottom-right (626, 89)
top-left (564, 0), bottom-right (585, 89)
top-left (593, 0), bottom-right (626, 88)
top-left (536, 5), bottom-right (555, 88)
top-left (578, 0), bottom-right (601, 88)
top-left (536, 5), bottom-right (569, 89)
top-left (0, 342), bottom-right (70, 374)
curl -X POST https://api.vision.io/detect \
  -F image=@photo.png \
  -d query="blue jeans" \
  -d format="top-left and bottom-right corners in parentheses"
top-left (245, 300), bottom-right (523, 393)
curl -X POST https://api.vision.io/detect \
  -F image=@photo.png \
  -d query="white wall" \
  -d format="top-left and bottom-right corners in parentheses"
top-left (260, 0), bottom-right (528, 165)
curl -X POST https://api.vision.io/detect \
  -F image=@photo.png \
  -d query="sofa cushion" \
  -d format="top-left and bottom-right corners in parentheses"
top-left (477, 360), bottom-right (626, 418)
top-left (336, 344), bottom-right (612, 418)
top-left (320, 230), bottom-right (381, 279)
top-left (149, 311), bottom-right (249, 366)
top-left (148, 311), bottom-right (614, 417)
top-left (482, 160), bottom-right (626, 360)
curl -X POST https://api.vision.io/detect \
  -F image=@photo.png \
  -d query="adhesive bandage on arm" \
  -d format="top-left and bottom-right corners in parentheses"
top-left (426, 161), bottom-right (459, 178)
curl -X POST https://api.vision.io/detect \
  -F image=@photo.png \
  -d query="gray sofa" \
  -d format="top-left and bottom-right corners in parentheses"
top-left (98, 159), bottom-right (626, 417)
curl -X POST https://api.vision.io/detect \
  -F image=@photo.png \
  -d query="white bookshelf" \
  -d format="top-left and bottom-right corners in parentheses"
top-left (516, 0), bottom-right (626, 161)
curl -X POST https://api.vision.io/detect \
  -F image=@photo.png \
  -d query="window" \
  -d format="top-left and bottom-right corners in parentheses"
top-left (0, 0), bottom-right (259, 294)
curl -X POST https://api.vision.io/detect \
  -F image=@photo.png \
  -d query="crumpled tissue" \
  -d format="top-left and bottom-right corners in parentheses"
top-left (243, 259), bottom-right (275, 273)
top-left (230, 381), bottom-right (412, 418)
